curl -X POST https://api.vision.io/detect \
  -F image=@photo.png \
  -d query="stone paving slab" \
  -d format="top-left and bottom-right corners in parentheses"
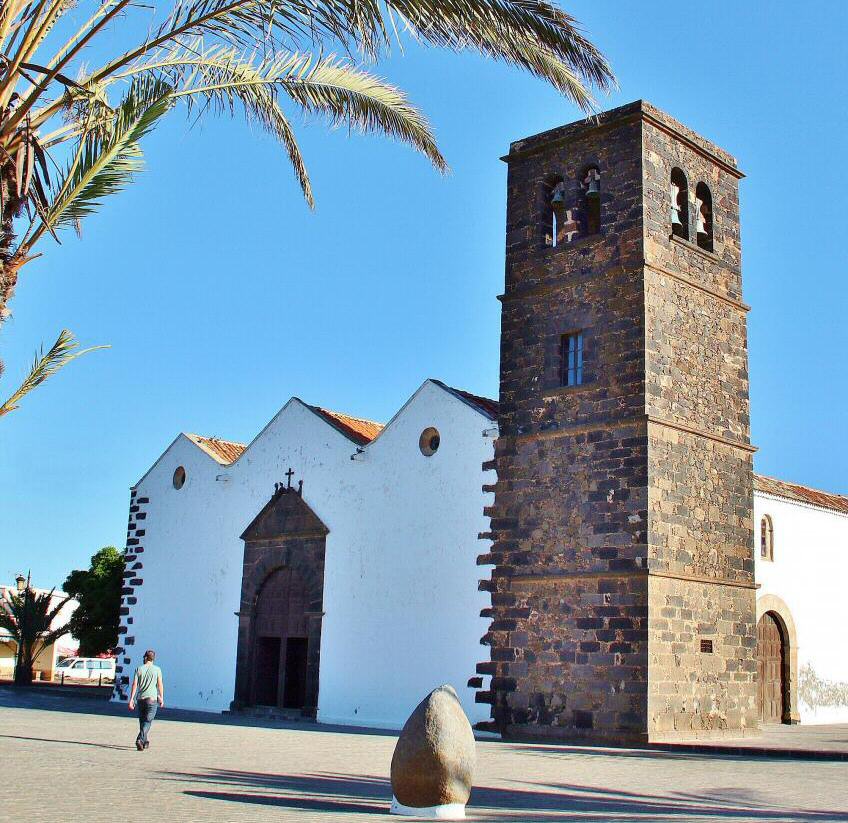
top-left (2, 691), bottom-right (848, 823)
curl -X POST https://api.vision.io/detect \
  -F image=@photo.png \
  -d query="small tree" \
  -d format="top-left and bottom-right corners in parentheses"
top-left (0, 582), bottom-right (71, 684)
top-left (63, 546), bottom-right (124, 657)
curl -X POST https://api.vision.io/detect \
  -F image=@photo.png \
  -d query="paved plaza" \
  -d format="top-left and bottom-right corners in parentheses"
top-left (2, 690), bottom-right (848, 823)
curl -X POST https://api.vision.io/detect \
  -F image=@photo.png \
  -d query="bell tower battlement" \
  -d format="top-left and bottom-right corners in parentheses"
top-left (479, 101), bottom-right (758, 742)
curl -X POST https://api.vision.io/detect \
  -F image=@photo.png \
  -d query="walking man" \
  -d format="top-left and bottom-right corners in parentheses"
top-left (128, 649), bottom-right (164, 751)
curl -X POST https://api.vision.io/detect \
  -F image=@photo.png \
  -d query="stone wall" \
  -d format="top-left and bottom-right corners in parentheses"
top-left (648, 574), bottom-right (759, 739)
top-left (641, 107), bottom-right (757, 739)
top-left (113, 488), bottom-right (148, 700)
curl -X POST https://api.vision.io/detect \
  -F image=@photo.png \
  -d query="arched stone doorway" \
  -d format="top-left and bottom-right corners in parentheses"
top-left (756, 595), bottom-right (799, 724)
top-left (233, 482), bottom-right (328, 717)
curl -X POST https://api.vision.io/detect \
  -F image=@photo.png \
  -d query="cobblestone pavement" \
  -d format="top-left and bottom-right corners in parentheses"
top-left (2, 690), bottom-right (848, 823)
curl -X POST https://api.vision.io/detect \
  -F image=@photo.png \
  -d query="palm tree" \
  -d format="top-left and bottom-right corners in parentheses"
top-left (0, 0), bottom-right (614, 403)
top-left (0, 580), bottom-right (71, 685)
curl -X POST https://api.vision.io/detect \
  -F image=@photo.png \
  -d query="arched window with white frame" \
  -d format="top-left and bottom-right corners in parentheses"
top-left (760, 514), bottom-right (774, 561)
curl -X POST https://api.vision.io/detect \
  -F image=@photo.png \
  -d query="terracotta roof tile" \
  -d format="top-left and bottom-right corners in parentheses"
top-left (185, 434), bottom-right (246, 465)
top-left (432, 381), bottom-right (499, 420)
top-left (754, 474), bottom-right (848, 515)
top-left (309, 407), bottom-right (384, 445)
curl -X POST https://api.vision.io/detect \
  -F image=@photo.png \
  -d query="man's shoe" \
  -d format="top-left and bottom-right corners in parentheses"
top-left (143, 741), bottom-right (149, 750)
top-left (136, 740), bottom-right (144, 751)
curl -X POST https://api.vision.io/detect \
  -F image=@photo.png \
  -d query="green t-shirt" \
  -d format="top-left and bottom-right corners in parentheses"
top-left (134, 663), bottom-right (162, 700)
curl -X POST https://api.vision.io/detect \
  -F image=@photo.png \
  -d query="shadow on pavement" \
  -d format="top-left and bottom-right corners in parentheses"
top-left (0, 689), bottom-right (397, 737)
top-left (0, 733), bottom-right (132, 751)
top-left (169, 769), bottom-right (848, 821)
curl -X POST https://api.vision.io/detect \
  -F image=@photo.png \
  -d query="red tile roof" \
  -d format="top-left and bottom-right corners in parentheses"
top-left (185, 434), bottom-right (246, 465)
top-left (432, 381), bottom-right (499, 420)
top-left (754, 474), bottom-right (848, 515)
top-left (309, 407), bottom-right (385, 445)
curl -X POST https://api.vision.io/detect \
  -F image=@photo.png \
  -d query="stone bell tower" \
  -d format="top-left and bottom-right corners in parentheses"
top-left (478, 101), bottom-right (759, 742)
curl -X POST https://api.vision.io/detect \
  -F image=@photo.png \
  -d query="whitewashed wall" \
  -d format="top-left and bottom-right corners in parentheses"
top-left (119, 381), bottom-right (494, 728)
top-left (754, 492), bottom-right (848, 724)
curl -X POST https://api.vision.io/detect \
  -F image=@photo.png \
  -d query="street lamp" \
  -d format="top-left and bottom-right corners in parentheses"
top-left (13, 571), bottom-right (32, 685)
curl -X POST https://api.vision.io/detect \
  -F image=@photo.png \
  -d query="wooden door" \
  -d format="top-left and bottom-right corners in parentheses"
top-left (757, 612), bottom-right (785, 723)
top-left (253, 636), bottom-right (281, 706)
top-left (283, 637), bottom-right (308, 709)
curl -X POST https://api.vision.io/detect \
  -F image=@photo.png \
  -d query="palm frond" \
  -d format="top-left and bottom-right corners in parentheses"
top-left (40, 75), bottom-right (173, 231)
top-left (0, 328), bottom-right (108, 417)
top-left (275, 53), bottom-right (446, 172)
top-left (119, 44), bottom-right (445, 205)
top-left (380, 0), bottom-right (615, 109)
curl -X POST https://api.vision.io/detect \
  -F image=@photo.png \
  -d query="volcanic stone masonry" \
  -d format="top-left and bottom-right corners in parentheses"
top-left (114, 488), bottom-right (149, 699)
top-left (477, 100), bottom-right (759, 743)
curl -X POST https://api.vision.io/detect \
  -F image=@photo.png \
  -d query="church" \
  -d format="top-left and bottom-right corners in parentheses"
top-left (114, 101), bottom-right (848, 742)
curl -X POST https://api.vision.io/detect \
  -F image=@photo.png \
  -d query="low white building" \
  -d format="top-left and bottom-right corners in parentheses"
top-left (753, 476), bottom-right (848, 725)
top-left (116, 380), bottom-right (848, 730)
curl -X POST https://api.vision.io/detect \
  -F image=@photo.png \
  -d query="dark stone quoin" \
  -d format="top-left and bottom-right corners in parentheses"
top-left (478, 101), bottom-right (758, 743)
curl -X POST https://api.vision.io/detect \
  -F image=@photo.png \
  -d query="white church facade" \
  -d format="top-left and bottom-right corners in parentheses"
top-left (116, 380), bottom-right (497, 728)
top-left (115, 102), bottom-right (848, 736)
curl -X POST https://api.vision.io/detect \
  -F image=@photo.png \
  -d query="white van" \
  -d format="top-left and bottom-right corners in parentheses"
top-left (55, 657), bottom-right (116, 684)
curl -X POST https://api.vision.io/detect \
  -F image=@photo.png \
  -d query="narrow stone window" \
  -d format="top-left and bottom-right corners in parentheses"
top-left (560, 332), bottom-right (584, 386)
top-left (173, 466), bottom-right (186, 490)
top-left (670, 167), bottom-right (689, 239)
top-left (700, 639), bottom-right (714, 654)
top-left (419, 427), bottom-right (440, 456)
top-left (760, 515), bottom-right (774, 561)
top-left (695, 182), bottom-right (714, 251)
top-left (581, 166), bottom-right (601, 235)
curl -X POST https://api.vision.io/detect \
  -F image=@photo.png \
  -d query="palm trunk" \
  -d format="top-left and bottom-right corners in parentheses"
top-left (0, 158), bottom-right (23, 380)
top-left (14, 642), bottom-right (35, 685)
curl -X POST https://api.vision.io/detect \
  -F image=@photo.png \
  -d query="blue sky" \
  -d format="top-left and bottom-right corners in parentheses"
top-left (1, 1), bottom-right (846, 587)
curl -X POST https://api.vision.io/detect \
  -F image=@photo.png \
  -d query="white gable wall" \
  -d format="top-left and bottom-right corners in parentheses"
top-left (120, 383), bottom-right (493, 728)
top-left (318, 384), bottom-right (493, 728)
top-left (754, 493), bottom-right (848, 724)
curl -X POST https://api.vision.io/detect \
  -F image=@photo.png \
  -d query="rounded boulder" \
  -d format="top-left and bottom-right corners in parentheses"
top-left (390, 684), bottom-right (476, 817)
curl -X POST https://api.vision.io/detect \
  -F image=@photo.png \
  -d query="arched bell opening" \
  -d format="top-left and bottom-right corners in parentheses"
top-left (695, 181), bottom-right (714, 251)
top-left (670, 167), bottom-right (689, 240)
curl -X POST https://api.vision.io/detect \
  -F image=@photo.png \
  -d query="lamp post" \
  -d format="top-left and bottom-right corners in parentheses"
top-left (13, 571), bottom-right (31, 686)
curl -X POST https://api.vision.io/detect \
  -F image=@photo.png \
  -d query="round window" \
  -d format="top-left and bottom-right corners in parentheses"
top-left (173, 466), bottom-right (186, 489)
top-left (419, 427), bottom-right (440, 457)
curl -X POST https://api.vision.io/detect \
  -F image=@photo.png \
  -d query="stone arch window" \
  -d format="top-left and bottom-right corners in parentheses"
top-left (760, 514), bottom-right (774, 561)
top-left (542, 175), bottom-right (566, 247)
top-left (670, 167), bottom-right (689, 239)
top-left (581, 166), bottom-right (601, 236)
top-left (695, 182), bottom-right (713, 251)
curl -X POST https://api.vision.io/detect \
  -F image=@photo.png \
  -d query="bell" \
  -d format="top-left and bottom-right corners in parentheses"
top-left (671, 205), bottom-right (683, 227)
top-left (585, 177), bottom-right (600, 197)
top-left (695, 200), bottom-right (707, 235)
top-left (550, 182), bottom-right (566, 205)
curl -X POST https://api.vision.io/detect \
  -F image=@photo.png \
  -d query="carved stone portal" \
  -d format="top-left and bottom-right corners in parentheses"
top-left (233, 483), bottom-right (328, 716)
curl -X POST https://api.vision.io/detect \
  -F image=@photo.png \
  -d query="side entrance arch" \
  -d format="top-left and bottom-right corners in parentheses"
top-left (233, 482), bottom-right (328, 717)
top-left (756, 594), bottom-right (799, 725)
